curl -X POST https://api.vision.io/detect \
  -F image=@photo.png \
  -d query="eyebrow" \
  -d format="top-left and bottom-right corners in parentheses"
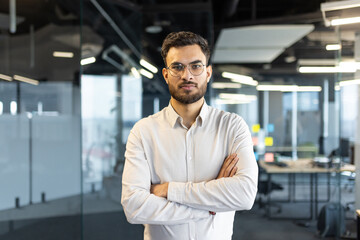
top-left (171, 60), bottom-right (203, 65)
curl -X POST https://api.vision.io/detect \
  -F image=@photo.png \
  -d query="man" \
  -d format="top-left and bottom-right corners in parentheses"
top-left (121, 31), bottom-right (258, 240)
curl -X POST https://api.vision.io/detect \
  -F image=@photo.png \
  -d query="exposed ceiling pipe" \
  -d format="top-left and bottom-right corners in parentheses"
top-left (90, 0), bottom-right (141, 59)
top-left (30, 25), bottom-right (35, 68)
top-left (9, 0), bottom-right (16, 33)
top-left (224, 0), bottom-right (240, 18)
top-left (251, 0), bottom-right (256, 20)
top-left (102, 45), bottom-right (129, 72)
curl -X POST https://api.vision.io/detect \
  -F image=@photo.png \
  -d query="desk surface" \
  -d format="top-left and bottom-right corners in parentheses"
top-left (259, 159), bottom-right (355, 174)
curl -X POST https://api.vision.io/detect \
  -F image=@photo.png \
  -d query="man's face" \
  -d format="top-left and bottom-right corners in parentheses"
top-left (162, 44), bottom-right (212, 104)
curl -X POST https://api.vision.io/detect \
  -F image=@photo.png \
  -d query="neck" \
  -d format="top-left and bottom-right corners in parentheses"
top-left (170, 97), bottom-right (204, 128)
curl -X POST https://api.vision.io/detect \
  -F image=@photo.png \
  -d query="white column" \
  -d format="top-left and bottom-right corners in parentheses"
top-left (292, 91), bottom-right (298, 160)
top-left (354, 32), bottom-right (360, 209)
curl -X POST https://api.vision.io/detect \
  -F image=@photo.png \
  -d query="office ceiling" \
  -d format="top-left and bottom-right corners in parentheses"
top-left (0, 0), bottom-right (357, 94)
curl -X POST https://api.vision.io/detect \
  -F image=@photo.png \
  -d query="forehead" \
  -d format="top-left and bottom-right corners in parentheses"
top-left (166, 44), bottom-right (206, 65)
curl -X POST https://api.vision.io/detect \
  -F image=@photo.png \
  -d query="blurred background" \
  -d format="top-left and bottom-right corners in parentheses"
top-left (0, 0), bottom-right (359, 239)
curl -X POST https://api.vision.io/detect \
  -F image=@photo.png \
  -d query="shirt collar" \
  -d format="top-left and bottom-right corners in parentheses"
top-left (167, 102), bottom-right (181, 128)
top-left (166, 100), bottom-right (209, 128)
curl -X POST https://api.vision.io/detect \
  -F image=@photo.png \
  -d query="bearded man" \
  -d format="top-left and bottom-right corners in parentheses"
top-left (121, 31), bottom-right (258, 240)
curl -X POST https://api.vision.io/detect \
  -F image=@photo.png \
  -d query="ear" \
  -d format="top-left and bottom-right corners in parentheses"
top-left (206, 65), bottom-right (212, 83)
top-left (162, 68), bottom-right (169, 84)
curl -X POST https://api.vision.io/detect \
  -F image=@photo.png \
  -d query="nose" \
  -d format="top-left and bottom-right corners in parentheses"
top-left (180, 65), bottom-right (194, 80)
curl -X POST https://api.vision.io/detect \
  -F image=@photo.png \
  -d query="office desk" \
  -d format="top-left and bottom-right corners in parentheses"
top-left (259, 159), bottom-right (354, 220)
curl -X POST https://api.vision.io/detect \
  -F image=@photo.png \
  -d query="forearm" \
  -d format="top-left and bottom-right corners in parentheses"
top-left (122, 130), bottom-right (210, 225)
top-left (167, 146), bottom-right (258, 212)
top-left (167, 167), bottom-right (258, 212)
top-left (121, 185), bottom-right (210, 225)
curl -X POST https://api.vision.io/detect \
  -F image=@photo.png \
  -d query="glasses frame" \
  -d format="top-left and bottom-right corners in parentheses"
top-left (166, 62), bottom-right (206, 77)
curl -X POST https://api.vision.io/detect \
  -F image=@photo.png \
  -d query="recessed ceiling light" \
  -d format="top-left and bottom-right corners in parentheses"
top-left (0, 73), bottom-right (12, 81)
top-left (326, 44), bottom-right (341, 51)
top-left (298, 66), bottom-right (356, 73)
top-left (145, 25), bottom-right (162, 34)
top-left (331, 16), bottom-right (360, 26)
top-left (212, 82), bottom-right (241, 89)
top-left (222, 72), bottom-right (258, 86)
top-left (81, 57), bottom-right (96, 65)
top-left (140, 59), bottom-right (158, 73)
top-left (140, 69), bottom-right (154, 79)
top-left (13, 75), bottom-right (39, 85)
top-left (53, 51), bottom-right (74, 58)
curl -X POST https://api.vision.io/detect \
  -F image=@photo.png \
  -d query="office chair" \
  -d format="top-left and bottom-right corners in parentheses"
top-left (257, 180), bottom-right (284, 213)
top-left (257, 161), bottom-right (284, 214)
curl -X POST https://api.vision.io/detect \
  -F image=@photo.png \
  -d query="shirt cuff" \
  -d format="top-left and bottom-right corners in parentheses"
top-left (167, 182), bottom-right (187, 204)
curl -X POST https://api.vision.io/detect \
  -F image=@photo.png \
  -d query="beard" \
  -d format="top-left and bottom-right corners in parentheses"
top-left (168, 80), bottom-right (207, 104)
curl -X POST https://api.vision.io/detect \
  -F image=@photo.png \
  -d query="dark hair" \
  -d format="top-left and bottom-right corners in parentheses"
top-left (161, 31), bottom-right (211, 67)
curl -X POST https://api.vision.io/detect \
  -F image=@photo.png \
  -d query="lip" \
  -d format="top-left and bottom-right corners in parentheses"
top-left (180, 84), bottom-right (196, 90)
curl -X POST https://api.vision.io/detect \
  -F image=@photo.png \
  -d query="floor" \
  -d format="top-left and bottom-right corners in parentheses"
top-left (0, 173), bottom-right (357, 240)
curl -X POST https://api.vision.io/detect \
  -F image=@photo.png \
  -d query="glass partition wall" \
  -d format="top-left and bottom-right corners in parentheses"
top-left (0, 0), bottom-right (82, 239)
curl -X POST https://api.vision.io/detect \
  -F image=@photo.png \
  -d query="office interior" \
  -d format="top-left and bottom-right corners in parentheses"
top-left (0, 0), bottom-right (359, 239)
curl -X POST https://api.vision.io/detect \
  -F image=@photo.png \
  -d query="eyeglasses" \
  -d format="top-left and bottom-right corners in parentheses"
top-left (166, 62), bottom-right (206, 77)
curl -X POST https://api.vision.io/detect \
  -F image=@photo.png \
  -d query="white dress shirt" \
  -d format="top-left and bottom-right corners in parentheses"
top-left (121, 101), bottom-right (258, 240)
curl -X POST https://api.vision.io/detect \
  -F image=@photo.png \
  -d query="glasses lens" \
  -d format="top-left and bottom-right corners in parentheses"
top-left (169, 64), bottom-right (184, 77)
top-left (189, 63), bottom-right (204, 76)
top-left (168, 63), bottom-right (204, 77)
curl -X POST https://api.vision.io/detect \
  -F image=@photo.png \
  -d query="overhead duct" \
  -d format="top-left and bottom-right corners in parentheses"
top-left (90, 0), bottom-right (141, 59)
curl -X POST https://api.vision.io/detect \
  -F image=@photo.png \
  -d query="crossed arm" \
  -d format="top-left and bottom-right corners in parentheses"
top-left (150, 153), bottom-right (239, 198)
top-left (122, 132), bottom-right (258, 225)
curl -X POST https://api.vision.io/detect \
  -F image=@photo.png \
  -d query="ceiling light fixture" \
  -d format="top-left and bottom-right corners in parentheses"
top-left (81, 57), bottom-right (96, 65)
top-left (326, 44), bottom-right (341, 51)
top-left (339, 61), bottom-right (360, 69)
top-left (140, 59), bottom-right (158, 73)
top-left (140, 69), bottom-right (154, 79)
top-left (0, 73), bottom-right (13, 81)
top-left (298, 66), bottom-right (357, 73)
top-left (219, 93), bottom-right (257, 101)
top-left (257, 85), bottom-right (322, 92)
top-left (13, 75), bottom-right (39, 85)
top-left (215, 99), bottom-right (252, 105)
top-left (212, 82), bottom-right (242, 89)
top-left (145, 25), bottom-right (162, 34)
top-left (131, 67), bottom-right (140, 78)
top-left (53, 51), bottom-right (74, 58)
top-left (321, 0), bottom-right (360, 26)
top-left (331, 16), bottom-right (360, 26)
top-left (222, 72), bottom-right (258, 86)
top-left (339, 79), bottom-right (360, 86)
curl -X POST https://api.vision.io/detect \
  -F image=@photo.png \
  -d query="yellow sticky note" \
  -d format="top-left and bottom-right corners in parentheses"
top-left (265, 137), bottom-right (273, 146)
top-left (252, 124), bottom-right (260, 133)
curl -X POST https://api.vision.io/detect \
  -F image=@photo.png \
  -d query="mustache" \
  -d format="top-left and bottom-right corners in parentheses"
top-left (179, 81), bottom-right (197, 87)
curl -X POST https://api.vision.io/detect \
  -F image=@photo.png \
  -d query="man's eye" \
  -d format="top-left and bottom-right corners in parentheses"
top-left (171, 65), bottom-right (184, 71)
top-left (191, 64), bottom-right (202, 69)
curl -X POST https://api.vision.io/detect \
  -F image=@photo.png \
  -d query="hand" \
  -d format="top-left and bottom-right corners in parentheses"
top-left (150, 182), bottom-right (169, 198)
top-left (216, 153), bottom-right (239, 179)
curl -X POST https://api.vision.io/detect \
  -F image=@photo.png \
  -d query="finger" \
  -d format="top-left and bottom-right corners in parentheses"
top-left (223, 154), bottom-right (237, 169)
top-left (217, 154), bottom-right (238, 179)
top-left (224, 157), bottom-right (239, 177)
top-left (218, 155), bottom-right (234, 176)
top-left (229, 166), bottom-right (238, 177)
top-left (225, 153), bottom-right (237, 163)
